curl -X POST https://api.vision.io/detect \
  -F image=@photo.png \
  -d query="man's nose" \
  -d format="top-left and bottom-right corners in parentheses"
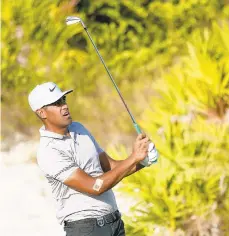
top-left (61, 103), bottom-right (68, 109)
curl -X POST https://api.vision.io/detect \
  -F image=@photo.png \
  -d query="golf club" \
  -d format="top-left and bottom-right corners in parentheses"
top-left (66, 16), bottom-right (142, 134)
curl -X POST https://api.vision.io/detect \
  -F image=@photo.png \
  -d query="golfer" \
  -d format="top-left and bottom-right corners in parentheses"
top-left (28, 82), bottom-right (158, 236)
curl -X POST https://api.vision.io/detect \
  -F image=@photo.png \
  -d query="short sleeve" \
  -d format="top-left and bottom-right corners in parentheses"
top-left (37, 148), bottom-right (79, 182)
top-left (76, 122), bottom-right (104, 154)
top-left (87, 131), bottom-right (104, 154)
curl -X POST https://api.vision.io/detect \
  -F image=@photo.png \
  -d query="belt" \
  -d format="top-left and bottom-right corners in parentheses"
top-left (64, 210), bottom-right (121, 227)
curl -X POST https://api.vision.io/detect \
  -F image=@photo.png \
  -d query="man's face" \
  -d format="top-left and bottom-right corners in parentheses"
top-left (39, 96), bottom-right (72, 128)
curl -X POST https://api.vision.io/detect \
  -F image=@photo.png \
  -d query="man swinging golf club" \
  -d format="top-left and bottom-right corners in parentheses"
top-left (28, 81), bottom-right (158, 236)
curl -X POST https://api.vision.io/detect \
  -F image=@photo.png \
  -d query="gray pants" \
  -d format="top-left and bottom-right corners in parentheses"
top-left (64, 218), bottom-right (125, 236)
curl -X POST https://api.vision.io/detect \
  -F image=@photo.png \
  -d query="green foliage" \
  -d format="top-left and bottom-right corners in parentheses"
top-left (2, 0), bottom-right (88, 134)
top-left (109, 19), bottom-right (229, 236)
top-left (2, 0), bottom-right (229, 235)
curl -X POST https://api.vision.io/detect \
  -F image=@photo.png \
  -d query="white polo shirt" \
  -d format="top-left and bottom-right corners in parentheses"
top-left (37, 122), bottom-right (118, 225)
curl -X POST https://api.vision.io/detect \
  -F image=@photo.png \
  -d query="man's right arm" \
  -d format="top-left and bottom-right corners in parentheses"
top-left (64, 156), bottom-right (138, 196)
top-left (64, 134), bottom-right (150, 196)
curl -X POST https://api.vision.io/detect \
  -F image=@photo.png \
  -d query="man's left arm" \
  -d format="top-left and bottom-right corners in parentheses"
top-left (99, 152), bottom-right (145, 176)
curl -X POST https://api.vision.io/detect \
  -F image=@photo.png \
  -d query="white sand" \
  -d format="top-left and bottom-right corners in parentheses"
top-left (0, 141), bottom-right (133, 236)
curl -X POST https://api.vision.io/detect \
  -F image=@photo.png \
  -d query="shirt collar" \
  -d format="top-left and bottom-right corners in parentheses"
top-left (39, 123), bottom-right (75, 140)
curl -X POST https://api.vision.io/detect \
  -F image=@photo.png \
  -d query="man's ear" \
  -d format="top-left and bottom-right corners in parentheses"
top-left (36, 108), bottom-right (47, 119)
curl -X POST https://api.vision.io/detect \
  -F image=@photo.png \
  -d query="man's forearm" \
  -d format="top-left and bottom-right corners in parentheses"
top-left (96, 156), bottom-right (138, 195)
top-left (117, 160), bottom-right (145, 177)
top-left (99, 152), bottom-right (145, 176)
top-left (127, 163), bottom-right (145, 176)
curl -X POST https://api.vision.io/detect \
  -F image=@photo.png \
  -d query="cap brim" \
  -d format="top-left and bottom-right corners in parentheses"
top-left (42, 89), bottom-right (73, 108)
top-left (56, 89), bottom-right (73, 102)
top-left (62, 89), bottom-right (73, 96)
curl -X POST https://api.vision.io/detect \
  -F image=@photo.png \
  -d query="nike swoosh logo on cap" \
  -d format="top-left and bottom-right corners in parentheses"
top-left (49, 85), bottom-right (56, 92)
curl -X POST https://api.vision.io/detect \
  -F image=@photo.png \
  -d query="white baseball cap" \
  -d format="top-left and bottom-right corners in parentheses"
top-left (28, 82), bottom-right (73, 111)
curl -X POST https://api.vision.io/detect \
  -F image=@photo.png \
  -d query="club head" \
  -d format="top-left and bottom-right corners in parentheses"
top-left (66, 16), bottom-right (81, 25)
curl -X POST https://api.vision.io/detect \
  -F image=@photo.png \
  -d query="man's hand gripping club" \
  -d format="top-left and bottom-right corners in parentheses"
top-left (133, 134), bottom-right (159, 167)
top-left (130, 134), bottom-right (151, 162)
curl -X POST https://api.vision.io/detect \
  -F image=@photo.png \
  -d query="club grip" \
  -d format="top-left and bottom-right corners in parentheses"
top-left (134, 123), bottom-right (142, 134)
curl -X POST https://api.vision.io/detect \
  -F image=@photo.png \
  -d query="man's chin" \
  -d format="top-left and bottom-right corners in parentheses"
top-left (67, 117), bottom-right (72, 124)
top-left (62, 117), bottom-right (72, 126)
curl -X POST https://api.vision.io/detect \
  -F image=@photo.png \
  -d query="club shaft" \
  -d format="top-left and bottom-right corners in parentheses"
top-left (84, 27), bottom-right (141, 134)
